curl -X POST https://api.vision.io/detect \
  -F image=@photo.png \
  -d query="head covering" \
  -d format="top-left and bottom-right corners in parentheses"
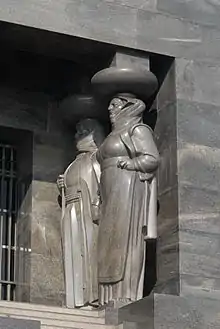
top-left (91, 67), bottom-right (158, 104)
top-left (75, 118), bottom-right (104, 152)
top-left (109, 95), bottom-right (146, 130)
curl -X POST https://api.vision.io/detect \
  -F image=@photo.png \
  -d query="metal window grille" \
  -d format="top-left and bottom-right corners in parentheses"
top-left (0, 144), bottom-right (17, 301)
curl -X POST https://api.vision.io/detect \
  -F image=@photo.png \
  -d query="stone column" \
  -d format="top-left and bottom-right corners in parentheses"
top-left (176, 58), bottom-right (220, 297)
top-left (110, 49), bottom-right (150, 70)
top-left (153, 59), bottom-right (179, 295)
top-left (154, 57), bottom-right (220, 299)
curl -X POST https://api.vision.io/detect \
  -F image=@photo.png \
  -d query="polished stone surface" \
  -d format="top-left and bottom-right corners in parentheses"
top-left (2, 0), bottom-right (220, 61)
top-left (176, 59), bottom-right (220, 106)
top-left (30, 252), bottom-right (65, 306)
top-left (111, 51), bottom-right (150, 70)
top-left (33, 135), bottom-right (68, 182)
top-left (0, 79), bottom-right (73, 305)
top-left (175, 56), bottom-right (220, 296)
top-left (107, 293), bottom-right (220, 328)
top-left (107, 0), bottom-right (157, 11)
top-left (158, 0), bottom-right (220, 28)
top-left (31, 181), bottom-right (63, 258)
top-left (150, 57), bottom-right (220, 298)
top-left (0, 87), bottom-right (48, 132)
top-left (153, 63), bottom-right (179, 295)
top-left (0, 317), bottom-right (40, 329)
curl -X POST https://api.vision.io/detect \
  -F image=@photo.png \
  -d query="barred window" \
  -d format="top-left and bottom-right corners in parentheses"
top-left (0, 144), bottom-right (17, 301)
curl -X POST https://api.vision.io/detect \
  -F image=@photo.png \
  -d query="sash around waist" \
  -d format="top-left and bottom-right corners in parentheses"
top-left (101, 157), bottom-right (155, 182)
top-left (65, 187), bottom-right (81, 205)
top-left (101, 156), bottom-right (130, 171)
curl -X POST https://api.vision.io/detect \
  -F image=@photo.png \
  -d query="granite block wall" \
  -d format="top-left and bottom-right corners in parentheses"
top-left (0, 85), bottom-right (74, 306)
top-left (176, 58), bottom-right (220, 298)
top-left (1, 0), bottom-right (220, 61)
top-left (114, 293), bottom-right (220, 329)
top-left (153, 62), bottom-right (179, 295)
top-left (152, 56), bottom-right (220, 298)
top-left (1, 0), bottom-right (220, 307)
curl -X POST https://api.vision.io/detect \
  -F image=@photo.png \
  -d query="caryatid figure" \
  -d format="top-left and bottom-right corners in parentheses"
top-left (91, 67), bottom-right (160, 305)
top-left (57, 118), bottom-right (104, 308)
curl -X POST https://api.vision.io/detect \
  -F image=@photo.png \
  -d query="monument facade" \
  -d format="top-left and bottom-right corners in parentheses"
top-left (0, 0), bottom-right (220, 328)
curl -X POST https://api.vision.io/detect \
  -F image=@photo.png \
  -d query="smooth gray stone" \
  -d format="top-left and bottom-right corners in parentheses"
top-left (178, 135), bottom-right (220, 192)
top-left (156, 62), bottom-right (176, 111)
top-left (178, 143), bottom-right (220, 191)
top-left (31, 180), bottom-right (63, 258)
top-left (181, 274), bottom-right (220, 299)
top-left (136, 9), bottom-right (220, 61)
top-left (106, 293), bottom-right (220, 328)
top-left (177, 100), bottom-right (220, 148)
top-left (158, 0), bottom-right (220, 29)
top-left (30, 252), bottom-right (65, 306)
top-left (0, 87), bottom-right (48, 132)
top-left (154, 276), bottom-right (180, 295)
top-left (33, 139), bottom-right (68, 182)
top-left (0, 317), bottom-right (40, 329)
top-left (30, 180), bottom-right (65, 306)
top-left (136, 9), bottom-right (203, 58)
top-left (152, 63), bottom-right (179, 296)
top-left (179, 184), bottom-right (220, 221)
top-left (155, 102), bottom-right (177, 150)
top-left (154, 294), bottom-right (220, 329)
top-left (180, 229), bottom-right (220, 280)
top-left (2, 0), bottom-right (220, 60)
top-left (111, 50), bottom-right (150, 70)
top-left (176, 58), bottom-right (220, 106)
top-left (106, 0), bottom-right (157, 10)
top-left (0, 0), bottom-right (136, 49)
top-left (157, 140), bottom-right (177, 192)
top-left (178, 184), bottom-right (220, 293)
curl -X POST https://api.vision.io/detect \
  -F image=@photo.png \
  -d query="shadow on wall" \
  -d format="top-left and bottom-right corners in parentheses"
top-left (143, 54), bottom-right (175, 297)
top-left (0, 126), bottom-right (33, 302)
top-left (144, 54), bottom-right (174, 130)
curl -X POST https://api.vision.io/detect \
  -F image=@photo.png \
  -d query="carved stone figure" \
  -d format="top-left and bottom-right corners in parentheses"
top-left (57, 118), bottom-right (104, 308)
top-left (91, 67), bottom-right (160, 304)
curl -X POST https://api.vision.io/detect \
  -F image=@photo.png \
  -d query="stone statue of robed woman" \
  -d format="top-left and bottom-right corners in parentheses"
top-left (57, 118), bottom-right (104, 308)
top-left (91, 67), bottom-right (160, 304)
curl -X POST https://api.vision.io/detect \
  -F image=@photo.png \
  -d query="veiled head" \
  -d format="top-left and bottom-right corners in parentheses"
top-left (75, 118), bottom-right (104, 151)
top-left (108, 95), bottom-right (146, 125)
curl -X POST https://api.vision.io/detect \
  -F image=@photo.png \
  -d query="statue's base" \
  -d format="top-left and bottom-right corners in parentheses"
top-left (105, 293), bottom-right (220, 329)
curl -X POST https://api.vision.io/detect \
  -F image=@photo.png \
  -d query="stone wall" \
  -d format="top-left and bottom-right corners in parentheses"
top-left (0, 85), bottom-right (74, 306)
top-left (176, 58), bottom-right (220, 297)
top-left (0, 0), bottom-right (220, 61)
top-left (1, 0), bottom-right (220, 303)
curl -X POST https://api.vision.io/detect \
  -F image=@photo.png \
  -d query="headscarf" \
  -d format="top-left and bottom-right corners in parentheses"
top-left (110, 96), bottom-right (146, 131)
top-left (75, 118), bottom-right (104, 153)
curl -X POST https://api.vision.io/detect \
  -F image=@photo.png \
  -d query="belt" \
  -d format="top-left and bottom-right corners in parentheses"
top-left (65, 187), bottom-right (81, 205)
top-left (101, 156), bottom-right (129, 171)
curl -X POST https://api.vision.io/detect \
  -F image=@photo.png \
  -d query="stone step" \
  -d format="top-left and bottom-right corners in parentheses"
top-left (0, 306), bottom-right (105, 324)
top-left (40, 325), bottom-right (122, 329)
top-left (0, 300), bottom-right (103, 317)
top-left (0, 301), bottom-right (117, 329)
top-left (0, 315), bottom-right (115, 329)
top-left (41, 325), bottom-right (120, 329)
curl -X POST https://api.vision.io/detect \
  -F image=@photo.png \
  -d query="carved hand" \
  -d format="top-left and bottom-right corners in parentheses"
top-left (92, 205), bottom-right (100, 225)
top-left (117, 159), bottom-right (135, 171)
top-left (57, 174), bottom-right (65, 189)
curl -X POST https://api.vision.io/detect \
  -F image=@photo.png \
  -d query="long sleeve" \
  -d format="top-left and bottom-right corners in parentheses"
top-left (131, 124), bottom-right (160, 173)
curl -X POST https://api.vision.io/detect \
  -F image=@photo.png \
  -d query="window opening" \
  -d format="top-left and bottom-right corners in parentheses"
top-left (0, 144), bottom-right (17, 301)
